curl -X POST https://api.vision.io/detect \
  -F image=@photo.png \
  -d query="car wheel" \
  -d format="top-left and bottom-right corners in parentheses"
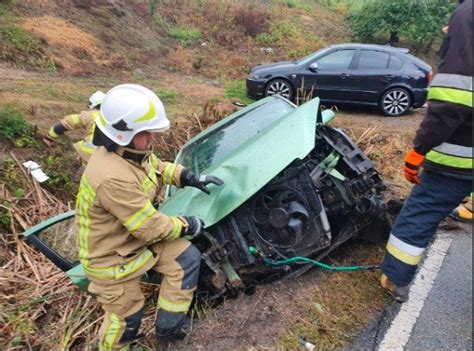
top-left (264, 79), bottom-right (294, 101)
top-left (380, 88), bottom-right (411, 116)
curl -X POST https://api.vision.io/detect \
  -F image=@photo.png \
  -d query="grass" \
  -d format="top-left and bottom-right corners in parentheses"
top-left (1, 25), bottom-right (41, 54)
top-left (154, 88), bottom-right (178, 104)
top-left (224, 80), bottom-right (254, 105)
top-left (154, 14), bottom-right (202, 46)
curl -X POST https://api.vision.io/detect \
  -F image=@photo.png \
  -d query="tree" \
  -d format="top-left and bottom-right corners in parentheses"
top-left (348, 0), bottom-right (455, 51)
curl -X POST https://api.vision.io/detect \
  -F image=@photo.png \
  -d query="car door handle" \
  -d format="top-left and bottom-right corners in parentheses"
top-left (341, 73), bottom-right (349, 79)
top-left (385, 75), bottom-right (395, 79)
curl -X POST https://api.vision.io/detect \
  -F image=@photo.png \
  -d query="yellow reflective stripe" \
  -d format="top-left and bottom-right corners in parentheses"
top-left (99, 113), bottom-right (107, 127)
top-left (133, 101), bottom-right (156, 123)
top-left (71, 114), bottom-right (80, 125)
top-left (84, 250), bottom-right (153, 279)
top-left (386, 241), bottom-right (422, 265)
top-left (48, 127), bottom-right (59, 138)
top-left (150, 153), bottom-right (159, 168)
top-left (166, 216), bottom-right (182, 240)
top-left (76, 177), bottom-right (95, 264)
top-left (163, 163), bottom-right (177, 185)
top-left (426, 150), bottom-right (473, 169)
top-left (101, 313), bottom-right (122, 351)
top-left (141, 177), bottom-right (153, 193)
top-left (428, 87), bottom-right (473, 108)
top-left (141, 161), bottom-right (158, 194)
top-left (79, 140), bottom-right (97, 154)
top-left (123, 201), bottom-right (156, 232)
top-left (157, 295), bottom-right (191, 313)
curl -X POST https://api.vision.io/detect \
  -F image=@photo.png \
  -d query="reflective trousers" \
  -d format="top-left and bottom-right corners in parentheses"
top-left (88, 239), bottom-right (201, 351)
top-left (381, 171), bottom-right (471, 287)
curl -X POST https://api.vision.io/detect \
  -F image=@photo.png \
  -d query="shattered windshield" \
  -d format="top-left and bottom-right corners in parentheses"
top-left (177, 98), bottom-right (295, 173)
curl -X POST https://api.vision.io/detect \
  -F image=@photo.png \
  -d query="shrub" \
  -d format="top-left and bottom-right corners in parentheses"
top-left (348, 0), bottom-right (454, 51)
top-left (232, 3), bottom-right (270, 37)
top-left (0, 105), bottom-right (31, 140)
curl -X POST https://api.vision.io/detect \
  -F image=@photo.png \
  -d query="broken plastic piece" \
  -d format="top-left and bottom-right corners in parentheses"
top-left (299, 336), bottom-right (316, 351)
top-left (23, 160), bottom-right (49, 183)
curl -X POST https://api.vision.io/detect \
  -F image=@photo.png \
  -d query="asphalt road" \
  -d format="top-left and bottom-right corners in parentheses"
top-left (351, 221), bottom-right (472, 350)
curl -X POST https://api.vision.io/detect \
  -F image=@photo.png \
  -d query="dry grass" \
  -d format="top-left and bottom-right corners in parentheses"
top-left (165, 46), bottom-right (195, 73)
top-left (20, 16), bottom-right (123, 75)
top-left (278, 243), bottom-right (390, 350)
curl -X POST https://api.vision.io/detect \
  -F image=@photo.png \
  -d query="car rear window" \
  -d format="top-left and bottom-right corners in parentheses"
top-left (388, 54), bottom-right (403, 70)
top-left (177, 99), bottom-right (295, 173)
top-left (357, 50), bottom-right (390, 69)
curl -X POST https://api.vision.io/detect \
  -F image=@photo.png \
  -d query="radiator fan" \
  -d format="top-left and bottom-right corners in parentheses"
top-left (252, 186), bottom-right (309, 249)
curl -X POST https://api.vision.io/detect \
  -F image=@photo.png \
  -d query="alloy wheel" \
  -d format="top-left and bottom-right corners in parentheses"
top-left (265, 80), bottom-right (293, 100)
top-left (382, 89), bottom-right (410, 116)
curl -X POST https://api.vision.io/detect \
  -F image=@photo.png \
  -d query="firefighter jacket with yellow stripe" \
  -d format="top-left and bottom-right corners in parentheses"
top-left (414, 0), bottom-right (472, 179)
top-left (75, 146), bottom-right (187, 283)
top-left (48, 110), bottom-right (98, 162)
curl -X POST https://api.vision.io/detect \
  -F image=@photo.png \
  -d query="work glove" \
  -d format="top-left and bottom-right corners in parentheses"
top-left (180, 216), bottom-right (205, 239)
top-left (180, 169), bottom-right (224, 195)
top-left (404, 149), bottom-right (425, 184)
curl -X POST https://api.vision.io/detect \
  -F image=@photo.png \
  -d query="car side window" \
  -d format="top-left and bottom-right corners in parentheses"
top-left (388, 54), bottom-right (403, 70)
top-left (357, 50), bottom-right (390, 69)
top-left (316, 49), bottom-right (355, 70)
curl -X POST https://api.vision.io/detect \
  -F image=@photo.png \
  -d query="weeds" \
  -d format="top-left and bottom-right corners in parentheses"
top-left (0, 105), bottom-right (32, 141)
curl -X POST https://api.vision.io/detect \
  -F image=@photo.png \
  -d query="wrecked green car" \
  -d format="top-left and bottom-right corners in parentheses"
top-left (24, 96), bottom-right (389, 298)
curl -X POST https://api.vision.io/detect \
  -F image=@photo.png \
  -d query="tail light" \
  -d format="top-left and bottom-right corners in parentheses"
top-left (426, 71), bottom-right (433, 83)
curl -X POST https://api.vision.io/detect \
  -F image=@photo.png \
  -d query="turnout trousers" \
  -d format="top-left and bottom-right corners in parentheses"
top-left (87, 239), bottom-right (201, 351)
top-left (380, 171), bottom-right (471, 287)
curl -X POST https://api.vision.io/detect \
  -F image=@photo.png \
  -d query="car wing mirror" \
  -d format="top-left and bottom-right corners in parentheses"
top-left (309, 62), bottom-right (319, 72)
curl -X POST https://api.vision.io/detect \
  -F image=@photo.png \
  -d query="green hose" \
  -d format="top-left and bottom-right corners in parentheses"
top-left (263, 256), bottom-right (378, 271)
top-left (248, 246), bottom-right (377, 271)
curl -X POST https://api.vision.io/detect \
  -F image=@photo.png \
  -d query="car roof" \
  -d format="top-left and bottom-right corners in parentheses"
top-left (328, 43), bottom-right (410, 54)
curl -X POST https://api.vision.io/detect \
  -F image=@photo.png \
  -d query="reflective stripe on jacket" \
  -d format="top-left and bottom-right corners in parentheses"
top-left (75, 146), bottom-right (185, 282)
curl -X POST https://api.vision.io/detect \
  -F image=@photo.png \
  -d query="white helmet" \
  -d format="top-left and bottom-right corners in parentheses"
top-left (89, 91), bottom-right (105, 109)
top-left (96, 84), bottom-right (170, 146)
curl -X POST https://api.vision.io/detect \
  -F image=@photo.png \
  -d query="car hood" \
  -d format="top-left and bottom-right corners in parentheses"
top-left (250, 60), bottom-right (296, 74)
top-left (160, 97), bottom-right (334, 227)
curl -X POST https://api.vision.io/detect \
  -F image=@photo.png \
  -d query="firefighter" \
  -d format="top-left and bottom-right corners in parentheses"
top-left (44, 91), bottom-right (105, 162)
top-left (75, 84), bottom-right (224, 350)
top-left (380, 0), bottom-right (472, 302)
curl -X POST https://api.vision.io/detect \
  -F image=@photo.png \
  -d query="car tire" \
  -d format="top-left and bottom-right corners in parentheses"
top-left (380, 87), bottom-right (412, 116)
top-left (264, 79), bottom-right (294, 101)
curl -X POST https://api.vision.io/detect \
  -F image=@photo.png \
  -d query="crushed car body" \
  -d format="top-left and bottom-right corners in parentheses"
top-left (23, 96), bottom-right (390, 299)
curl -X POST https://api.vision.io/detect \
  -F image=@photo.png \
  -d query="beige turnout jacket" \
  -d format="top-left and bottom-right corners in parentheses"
top-left (75, 146), bottom-right (186, 283)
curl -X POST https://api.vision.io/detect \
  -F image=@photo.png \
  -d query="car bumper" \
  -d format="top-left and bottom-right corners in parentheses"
top-left (246, 78), bottom-right (266, 100)
top-left (411, 88), bottom-right (428, 108)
